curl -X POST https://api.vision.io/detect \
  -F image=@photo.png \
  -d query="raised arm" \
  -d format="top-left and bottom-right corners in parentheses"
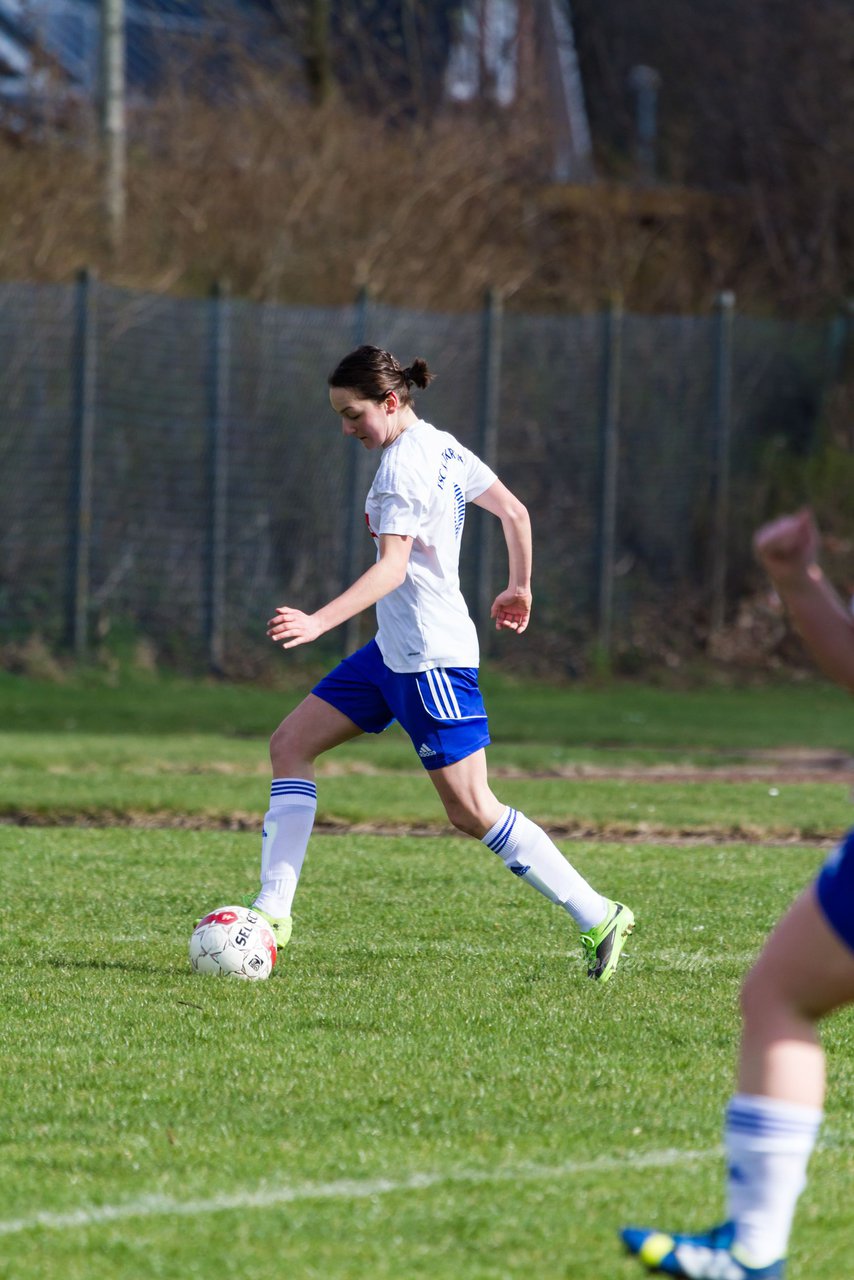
top-left (267, 534), bottom-right (413, 650)
top-left (754, 507), bottom-right (854, 692)
top-left (472, 478), bottom-right (533, 634)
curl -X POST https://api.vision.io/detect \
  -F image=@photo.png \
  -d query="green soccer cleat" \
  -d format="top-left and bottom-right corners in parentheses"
top-left (193, 901), bottom-right (293, 952)
top-left (240, 894), bottom-right (293, 950)
top-left (580, 900), bottom-right (634, 982)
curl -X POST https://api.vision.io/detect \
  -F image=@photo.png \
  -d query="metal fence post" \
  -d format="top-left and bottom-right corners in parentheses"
top-left (827, 299), bottom-right (854, 384)
top-left (67, 266), bottom-right (97, 660)
top-left (100, 0), bottom-right (126, 250)
top-left (474, 287), bottom-right (503, 647)
top-left (342, 286), bottom-right (371, 656)
top-left (595, 295), bottom-right (623, 662)
top-left (817, 300), bottom-right (854, 452)
top-left (710, 290), bottom-right (735, 636)
top-left (206, 279), bottom-right (230, 672)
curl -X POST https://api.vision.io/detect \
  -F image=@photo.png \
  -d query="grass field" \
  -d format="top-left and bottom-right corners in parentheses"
top-left (1, 668), bottom-right (853, 1280)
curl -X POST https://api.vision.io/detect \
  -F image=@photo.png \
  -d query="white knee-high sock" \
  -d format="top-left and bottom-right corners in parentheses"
top-left (725, 1093), bottom-right (822, 1266)
top-left (253, 779), bottom-right (318, 919)
top-left (481, 807), bottom-right (609, 930)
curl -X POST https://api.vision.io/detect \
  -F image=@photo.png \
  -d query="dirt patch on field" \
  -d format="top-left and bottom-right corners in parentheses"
top-left (321, 747), bottom-right (854, 786)
top-left (3, 749), bottom-right (849, 843)
top-left (486, 747), bottom-right (854, 783)
top-left (0, 809), bottom-right (839, 844)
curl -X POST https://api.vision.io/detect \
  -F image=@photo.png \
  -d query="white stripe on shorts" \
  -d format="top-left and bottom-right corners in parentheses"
top-left (425, 667), bottom-right (458, 719)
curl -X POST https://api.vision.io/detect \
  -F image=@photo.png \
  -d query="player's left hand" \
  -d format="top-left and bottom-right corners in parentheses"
top-left (753, 508), bottom-right (821, 587)
top-left (267, 606), bottom-right (324, 650)
top-left (491, 589), bottom-right (532, 635)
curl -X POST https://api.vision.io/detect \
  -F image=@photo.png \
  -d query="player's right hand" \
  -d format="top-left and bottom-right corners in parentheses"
top-left (267, 606), bottom-right (324, 650)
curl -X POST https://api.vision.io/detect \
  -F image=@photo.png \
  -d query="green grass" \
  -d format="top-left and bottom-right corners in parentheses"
top-left (1, 828), bottom-right (852, 1279)
top-left (1, 669), bottom-right (852, 837)
top-left (2, 754), bottom-right (850, 838)
top-left (1, 670), bottom-right (853, 1279)
top-left (2, 666), bottom-right (853, 751)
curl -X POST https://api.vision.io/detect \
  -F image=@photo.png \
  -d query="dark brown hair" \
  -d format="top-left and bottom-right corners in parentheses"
top-left (328, 345), bottom-right (434, 407)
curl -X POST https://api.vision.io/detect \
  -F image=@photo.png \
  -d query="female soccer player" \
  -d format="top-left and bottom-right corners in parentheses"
top-left (232, 344), bottom-right (634, 981)
top-left (622, 507), bottom-right (854, 1278)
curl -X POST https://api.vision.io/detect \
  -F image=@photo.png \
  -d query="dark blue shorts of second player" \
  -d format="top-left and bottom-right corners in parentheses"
top-left (312, 639), bottom-right (491, 770)
top-left (816, 826), bottom-right (854, 952)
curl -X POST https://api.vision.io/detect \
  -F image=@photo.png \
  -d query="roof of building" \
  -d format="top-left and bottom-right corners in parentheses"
top-left (0, 0), bottom-right (274, 98)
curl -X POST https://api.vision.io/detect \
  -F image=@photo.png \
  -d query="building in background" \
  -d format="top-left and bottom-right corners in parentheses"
top-left (0, 0), bottom-right (271, 124)
top-left (446, 0), bottom-right (592, 181)
top-left (0, 0), bottom-right (593, 184)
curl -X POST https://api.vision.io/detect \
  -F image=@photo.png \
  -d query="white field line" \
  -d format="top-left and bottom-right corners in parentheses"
top-left (0, 1146), bottom-right (720, 1238)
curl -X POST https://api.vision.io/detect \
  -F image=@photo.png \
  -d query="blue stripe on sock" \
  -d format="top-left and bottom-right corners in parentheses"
top-left (486, 808), bottom-right (517, 854)
top-left (270, 781), bottom-right (317, 798)
top-left (726, 1104), bottom-right (819, 1137)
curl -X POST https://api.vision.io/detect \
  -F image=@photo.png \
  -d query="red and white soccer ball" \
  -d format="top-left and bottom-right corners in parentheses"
top-left (189, 906), bottom-right (277, 980)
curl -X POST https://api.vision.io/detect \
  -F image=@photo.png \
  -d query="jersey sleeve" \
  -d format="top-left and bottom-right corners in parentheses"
top-left (373, 489), bottom-right (424, 537)
top-left (372, 458), bottom-right (430, 537)
top-left (463, 450), bottom-right (498, 501)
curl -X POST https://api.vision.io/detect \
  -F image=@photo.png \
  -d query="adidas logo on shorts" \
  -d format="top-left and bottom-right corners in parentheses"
top-left (418, 743), bottom-right (437, 758)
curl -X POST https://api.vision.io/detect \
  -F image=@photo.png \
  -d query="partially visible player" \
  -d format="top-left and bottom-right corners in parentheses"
top-left (202, 345), bottom-right (634, 981)
top-left (621, 507), bottom-right (854, 1278)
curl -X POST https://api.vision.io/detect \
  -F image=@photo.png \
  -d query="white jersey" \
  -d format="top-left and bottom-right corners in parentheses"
top-left (364, 419), bottom-right (497, 673)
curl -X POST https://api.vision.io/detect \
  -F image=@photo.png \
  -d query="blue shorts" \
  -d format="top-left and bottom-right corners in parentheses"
top-left (816, 827), bottom-right (854, 952)
top-left (311, 639), bottom-right (490, 770)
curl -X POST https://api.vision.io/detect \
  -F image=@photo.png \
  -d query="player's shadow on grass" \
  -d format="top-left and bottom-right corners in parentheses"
top-left (41, 955), bottom-right (170, 977)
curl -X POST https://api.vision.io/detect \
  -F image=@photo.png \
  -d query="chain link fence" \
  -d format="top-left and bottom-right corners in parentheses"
top-left (0, 275), bottom-right (843, 674)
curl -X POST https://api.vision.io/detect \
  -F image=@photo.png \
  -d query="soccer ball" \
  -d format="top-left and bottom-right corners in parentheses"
top-left (189, 906), bottom-right (277, 980)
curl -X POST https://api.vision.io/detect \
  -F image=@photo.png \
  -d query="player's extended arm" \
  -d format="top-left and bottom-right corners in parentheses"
top-left (754, 508), bottom-right (854, 692)
top-left (472, 479), bottom-right (533, 634)
top-left (267, 534), bottom-right (413, 650)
